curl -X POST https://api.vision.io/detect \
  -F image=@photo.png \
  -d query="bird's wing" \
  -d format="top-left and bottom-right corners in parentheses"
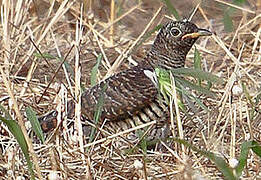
top-left (81, 65), bottom-right (159, 122)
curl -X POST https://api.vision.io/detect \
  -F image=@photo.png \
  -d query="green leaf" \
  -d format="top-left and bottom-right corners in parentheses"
top-left (174, 138), bottom-right (236, 180)
top-left (59, 57), bottom-right (74, 76)
top-left (191, 94), bottom-right (209, 111)
top-left (33, 53), bottom-right (56, 59)
top-left (233, 0), bottom-right (246, 5)
top-left (255, 88), bottom-right (261, 105)
top-left (236, 141), bottom-right (251, 177)
top-left (252, 141), bottom-right (261, 158)
top-left (34, 53), bottom-right (74, 76)
top-left (156, 68), bottom-right (171, 83)
top-left (223, 11), bottom-right (234, 32)
top-left (194, 47), bottom-right (201, 70)
top-left (90, 54), bottom-right (103, 87)
top-left (89, 83), bottom-right (107, 143)
top-left (156, 68), bottom-right (214, 111)
top-left (156, 68), bottom-right (171, 103)
top-left (94, 83), bottom-right (107, 123)
top-left (0, 104), bottom-right (12, 120)
top-left (26, 107), bottom-right (45, 143)
top-left (177, 97), bottom-right (186, 112)
top-left (171, 68), bottom-right (224, 84)
top-left (219, 0), bottom-right (246, 34)
top-left (236, 141), bottom-right (261, 177)
top-left (207, 81), bottom-right (213, 90)
top-left (194, 47), bottom-right (202, 85)
top-left (175, 81), bottom-right (209, 111)
top-left (137, 129), bottom-right (148, 154)
top-left (0, 116), bottom-right (35, 179)
top-left (161, 0), bottom-right (180, 20)
top-left (242, 82), bottom-right (254, 107)
top-left (175, 76), bottom-right (215, 97)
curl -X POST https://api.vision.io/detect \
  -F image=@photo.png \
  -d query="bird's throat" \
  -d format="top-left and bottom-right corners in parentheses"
top-left (145, 48), bottom-right (187, 69)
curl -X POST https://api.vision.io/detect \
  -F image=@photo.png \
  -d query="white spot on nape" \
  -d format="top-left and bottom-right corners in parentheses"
top-left (143, 69), bottom-right (158, 86)
top-left (182, 18), bottom-right (189, 22)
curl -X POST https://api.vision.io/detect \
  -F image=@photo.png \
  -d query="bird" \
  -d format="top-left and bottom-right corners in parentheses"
top-left (39, 19), bottom-right (212, 142)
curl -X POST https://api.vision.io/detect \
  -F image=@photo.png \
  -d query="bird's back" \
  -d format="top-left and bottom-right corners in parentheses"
top-left (82, 64), bottom-right (158, 121)
top-left (81, 63), bottom-right (169, 137)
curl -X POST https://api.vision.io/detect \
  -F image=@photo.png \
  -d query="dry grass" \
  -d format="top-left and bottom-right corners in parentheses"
top-left (0, 0), bottom-right (260, 179)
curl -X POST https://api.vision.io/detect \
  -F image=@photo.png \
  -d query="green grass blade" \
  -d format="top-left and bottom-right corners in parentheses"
top-left (26, 107), bottom-right (45, 144)
top-left (90, 54), bottom-right (103, 87)
top-left (223, 11), bottom-right (234, 32)
top-left (194, 47), bottom-right (202, 85)
top-left (207, 81), bottom-right (213, 90)
top-left (192, 95), bottom-right (209, 111)
top-left (171, 68), bottom-right (224, 84)
top-left (94, 83), bottom-right (107, 123)
top-left (156, 68), bottom-right (171, 83)
top-left (175, 76), bottom-right (215, 97)
top-left (194, 47), bottom-right (201, 70)
top-left (161, 0), bottom-right (180, 20)
top-left (255, 88), bottom-right (261, 105)
top-left (0, 104), bottom-right (12, 120)
top-left (34, 52), bottom-right (74, 76)
top-left (233, 0), bottom-right (246, 4)
top-left (235, 140), bottom-right (261, 177)
top-left (236, 141), bottom-right (252, 177)
top-left (33, 52), bottom-right (56, 59)
top-left (174, 138), bottom-right (236, 180)
top-left (156, 68), bottom-right (213, 111)
top-left (89, 83), bottom-right (107, 143)
top-left (175, 81), bottom-right (209, 111)
top-left (58, 57), bottom-right (74, 76)
top-left (242, 82), bottom-right (254, 107)
top-left (235, 141), bottom-right (261, 177)
top-left (251, 141), bottom-right (261, 158)
top-left (137, 129), bottom-right (148, 154)
top-left (0, 116), bottom-right (35, 179)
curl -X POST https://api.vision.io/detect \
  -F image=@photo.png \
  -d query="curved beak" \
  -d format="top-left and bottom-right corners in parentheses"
top-left (182, 28), bottom-right (212, 40)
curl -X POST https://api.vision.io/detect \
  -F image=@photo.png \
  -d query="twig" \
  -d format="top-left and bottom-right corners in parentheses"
top-left (37, 45), bottom-right (74, 104)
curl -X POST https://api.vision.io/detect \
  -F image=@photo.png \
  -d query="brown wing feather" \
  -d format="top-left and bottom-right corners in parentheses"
top-left (81, 65), bottom-right (158, 121)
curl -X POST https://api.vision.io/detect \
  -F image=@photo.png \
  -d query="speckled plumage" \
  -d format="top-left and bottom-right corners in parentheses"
top-left (39, 20), bottom-right (211, 140)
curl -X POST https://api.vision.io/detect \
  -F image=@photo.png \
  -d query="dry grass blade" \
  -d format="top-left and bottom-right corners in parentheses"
top-left (1, 0), bottom-right (260, 179)
top-left (105, 5), bottom-right (163, 78)
top-left (91, 23), bottom-right (111, 70)
top-left (1, 0), bottom-right (11, 73)
top-left (100, 4), bottom-right (141, 33)
top-left (214, 0), bottom-right (255, 14)
top-left (79, 120), bottom-right (156, 151)
top-left (110, 0), bottom-right (115, 45)
top-left (169, 72), bottom-right (185, 153)
top-left (74, 9), bottom-right (84, 159)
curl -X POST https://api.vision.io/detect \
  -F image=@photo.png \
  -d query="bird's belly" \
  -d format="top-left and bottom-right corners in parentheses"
top-left (105, 98), bottom-right (169, 134)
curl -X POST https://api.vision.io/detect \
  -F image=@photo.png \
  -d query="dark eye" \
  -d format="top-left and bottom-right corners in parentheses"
top-left (170, 27), bottom-right (181, 37)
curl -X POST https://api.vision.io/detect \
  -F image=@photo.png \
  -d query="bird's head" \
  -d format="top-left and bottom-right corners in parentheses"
top-left (148, 19), bottom-right (212, 69)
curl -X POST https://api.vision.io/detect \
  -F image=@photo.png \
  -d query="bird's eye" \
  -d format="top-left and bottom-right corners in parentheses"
top-left (170, 27), bottom-right (181, 37)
